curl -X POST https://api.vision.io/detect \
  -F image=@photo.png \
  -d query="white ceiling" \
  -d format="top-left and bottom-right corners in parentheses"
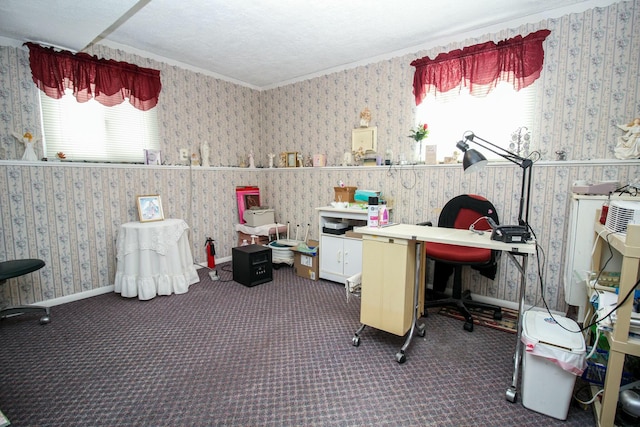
top-left (0, 0), bottom-right (621, 89)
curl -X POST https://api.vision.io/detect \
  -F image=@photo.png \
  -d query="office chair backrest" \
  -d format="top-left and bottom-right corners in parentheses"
top-left (438, 194), bottom-right (499, 231)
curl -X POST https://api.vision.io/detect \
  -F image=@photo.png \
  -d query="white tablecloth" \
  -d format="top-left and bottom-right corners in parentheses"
top-left (114, 219), bottom-right (200, 300)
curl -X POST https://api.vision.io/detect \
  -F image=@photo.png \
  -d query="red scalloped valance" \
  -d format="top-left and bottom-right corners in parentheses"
top-left (411, 29), bottom-right (551, 105)
top-left (26, 42), bottom-right (161, 111)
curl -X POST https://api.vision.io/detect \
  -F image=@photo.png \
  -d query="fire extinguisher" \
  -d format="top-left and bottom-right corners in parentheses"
top-left (205, 237), bottom-right (216, 269)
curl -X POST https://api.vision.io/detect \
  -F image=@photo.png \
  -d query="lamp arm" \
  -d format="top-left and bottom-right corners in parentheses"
top-left (464, 132), bottom-right (526, 166)
top-left (463, 131), bottom-right (534, 227)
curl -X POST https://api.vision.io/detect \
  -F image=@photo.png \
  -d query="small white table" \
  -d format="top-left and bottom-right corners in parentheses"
top-left (114, 219), bottom-right (200, 300)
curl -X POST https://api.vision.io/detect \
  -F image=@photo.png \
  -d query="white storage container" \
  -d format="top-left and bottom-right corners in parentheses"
top-left (243, 209), bottom-right (275, 227)
top-left (521, 310), bottom-right (586, 420)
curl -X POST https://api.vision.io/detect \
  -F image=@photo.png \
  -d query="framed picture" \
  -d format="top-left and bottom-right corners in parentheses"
top-left (236, 186), bottom-right (261, 223)
top-left (144, 149), bottom-right (162, 165)
top-left (285, 152), bottom-right (298, 167)
top-left (352, 127), bottom-right (377, 153)
top-left (137, 195), bottom-right (164, 222)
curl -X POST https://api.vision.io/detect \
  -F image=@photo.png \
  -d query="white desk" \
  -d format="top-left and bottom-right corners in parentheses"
top-left (354, 223), bottom-right (535, 402)
top-left (114, 219), bottom-right (200, 300)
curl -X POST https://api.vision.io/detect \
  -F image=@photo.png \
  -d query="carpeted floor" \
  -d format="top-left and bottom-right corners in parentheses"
top-left (0, 263), bottom-right (596, 426)
top-left (438, 306), bottom-right (519, 334)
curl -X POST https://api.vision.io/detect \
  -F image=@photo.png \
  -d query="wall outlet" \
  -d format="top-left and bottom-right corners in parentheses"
top-left (179, 148), bottom-right (188, 161)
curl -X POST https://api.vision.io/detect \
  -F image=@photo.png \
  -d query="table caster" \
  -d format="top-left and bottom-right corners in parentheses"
top-left (395, 351), bottom-right (406, 364)
top-left (464, 321), bottom-right (474, 332)
top-left (39, 315), bottom-right (50, 325)
top-left (505, 387), bottom-right (517, 403)
top-left (352, 336), bottom-right (360, 347)
top-left (417, 323), bottom-right (426, 337)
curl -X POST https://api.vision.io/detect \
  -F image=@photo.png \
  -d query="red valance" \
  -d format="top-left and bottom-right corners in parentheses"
top-left (26, 42), bottom-right (161, 111)
top-left (411, 29), bottom-right (551, 105)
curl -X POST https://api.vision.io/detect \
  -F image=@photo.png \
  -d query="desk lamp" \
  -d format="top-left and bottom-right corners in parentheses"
top-left (456, 131), bottom-right (533, 242)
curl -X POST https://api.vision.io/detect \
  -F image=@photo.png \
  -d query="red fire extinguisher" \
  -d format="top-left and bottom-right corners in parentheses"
top-left (205, 237), bottom-right (216, 269)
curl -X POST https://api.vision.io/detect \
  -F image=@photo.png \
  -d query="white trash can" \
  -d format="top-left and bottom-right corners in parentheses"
top-left (521, 310), bottom-right (586, 420)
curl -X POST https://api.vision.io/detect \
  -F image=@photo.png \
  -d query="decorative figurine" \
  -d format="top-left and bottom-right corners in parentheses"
top-left (268, 153), bottom-right (275, 168)
top-left (248, 150), bottom-right (256, 168)
top-left (200, 142), bottom-right (210, 167)
top-left (12, 131), bottom-right (38, 161)
top-left (359, 107), bottom-right (371, 128)
top-left (614, 118), bottom-right (640, 159)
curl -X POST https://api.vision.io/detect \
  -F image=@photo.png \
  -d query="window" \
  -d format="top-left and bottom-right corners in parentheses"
top-left (416, 82), bottom-right (536, 162)
top-left (39, 89), bottom-right (160, 163)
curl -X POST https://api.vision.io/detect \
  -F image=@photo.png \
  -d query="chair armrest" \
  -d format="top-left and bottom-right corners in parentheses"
top-left (417, 221), bottom-right (433, 227)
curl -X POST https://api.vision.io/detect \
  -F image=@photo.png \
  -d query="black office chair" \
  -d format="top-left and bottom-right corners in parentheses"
top-left (0, 259), bottom-right (51, 325)
top-left (423, 194), bottom-right (502, 332)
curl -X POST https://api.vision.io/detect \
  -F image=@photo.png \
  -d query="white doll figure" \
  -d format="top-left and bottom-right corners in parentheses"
top-left (268, 153), bottom-right (275, 168)
top-left (200, 142), bottom-right (210, 167)
top-left (615, 118), bottom-right (640, 159)
top-left (12, 131), bottom-right (38, 161)
top-left (248, 150), bottom-right (256, 168)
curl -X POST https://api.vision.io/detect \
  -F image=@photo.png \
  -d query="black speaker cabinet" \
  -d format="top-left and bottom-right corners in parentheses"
top-left (232, 244), bottom-right (273, 287)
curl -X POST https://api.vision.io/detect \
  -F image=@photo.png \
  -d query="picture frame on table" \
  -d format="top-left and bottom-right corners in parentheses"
top-left (137, 195), bottom-right (164, 222)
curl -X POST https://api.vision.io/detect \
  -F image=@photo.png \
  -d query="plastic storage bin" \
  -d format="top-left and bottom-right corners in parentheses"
top-left (521, 311), bottom-right (586, 420)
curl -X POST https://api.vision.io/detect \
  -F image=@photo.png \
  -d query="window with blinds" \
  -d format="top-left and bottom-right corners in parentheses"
top-left (415, 82), bottom-right (536, 162)
top-left (39, 89), bottom-right (160, 163)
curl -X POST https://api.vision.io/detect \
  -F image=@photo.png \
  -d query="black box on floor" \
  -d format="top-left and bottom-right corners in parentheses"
top-left (232, 244), bottom-right (273, 287)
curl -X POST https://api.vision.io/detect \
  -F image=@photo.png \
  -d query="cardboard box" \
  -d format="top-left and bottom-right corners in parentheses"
top-left (334, 186), bottom-right (357, 203)
top-left (237, 231), bottom-right (270, 247)
top-left (292, 240), bottom-right (319, 281)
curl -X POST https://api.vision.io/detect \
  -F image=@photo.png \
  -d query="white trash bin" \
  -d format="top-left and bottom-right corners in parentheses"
top-left (521, 310), bottom-right (586, 420)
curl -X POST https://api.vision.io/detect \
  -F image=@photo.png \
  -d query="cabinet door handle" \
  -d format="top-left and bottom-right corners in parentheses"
top-left (337, 250), bottom-right (342, 264)
top-left (344, 250), bottom-right (349, 264)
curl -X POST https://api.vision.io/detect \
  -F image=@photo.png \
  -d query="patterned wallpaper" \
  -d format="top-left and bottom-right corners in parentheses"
top-left (0, 0), bottom-right (639, 313)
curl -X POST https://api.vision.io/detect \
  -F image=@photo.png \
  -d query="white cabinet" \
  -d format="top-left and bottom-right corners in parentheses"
top-left (316, 206), bottom-right (368, 283)
top-left (320, 235), bottom-right (362, 282)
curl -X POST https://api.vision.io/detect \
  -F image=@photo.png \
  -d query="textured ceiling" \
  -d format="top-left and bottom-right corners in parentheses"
top-left (0, 0), bottom-right (620, 89)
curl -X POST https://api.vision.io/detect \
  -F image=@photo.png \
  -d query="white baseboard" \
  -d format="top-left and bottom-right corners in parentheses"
top-left (36, 285), bottom-right (114, 307)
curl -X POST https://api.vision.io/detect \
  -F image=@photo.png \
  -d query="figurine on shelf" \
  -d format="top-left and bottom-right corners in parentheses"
top-left (268, 153), bottom-right (275, 168)
top-left (614, 117), bottom-right (640, 159)
top-left (200, 142), bottom-right (210, 167)
top-left (12, 131), bottom-right (39, 161)
top-left (359, 107), bottom-right (371, 128)
top-left (248, 150), bottom-right (256, 168)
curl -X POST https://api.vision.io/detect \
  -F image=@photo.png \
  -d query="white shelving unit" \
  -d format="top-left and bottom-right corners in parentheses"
top-left (591, 216), bottom-right (640, 426)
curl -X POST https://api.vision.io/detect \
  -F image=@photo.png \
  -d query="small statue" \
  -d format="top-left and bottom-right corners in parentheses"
top-left (248, 150), bottom-right (256, 168)
top-left (12, 131), bottom-right (39, 161)
top-left (614, 118), bottom-right (640, 159)
top-left (359, 107), bottom-right (371, 128)
top-left (200, 142), bottom-right (210, 167)
top-left (268, 153), bottom-right (275, 168)
top-left (304, 154), bottom-right (313, 168)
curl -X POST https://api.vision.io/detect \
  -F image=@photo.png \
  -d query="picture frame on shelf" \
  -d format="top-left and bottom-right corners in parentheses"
top-left (352, 127), bottom-right (377, 153)
top-left (144, 149), bottom-right (162, 165)
top-left (137, 195), bottom-right (164, 222)
top-left (285, 151), bottom-right (298, 167)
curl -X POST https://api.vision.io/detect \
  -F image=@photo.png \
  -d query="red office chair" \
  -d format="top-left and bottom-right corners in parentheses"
top-left (423, 194), bottom-right (502, 332)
